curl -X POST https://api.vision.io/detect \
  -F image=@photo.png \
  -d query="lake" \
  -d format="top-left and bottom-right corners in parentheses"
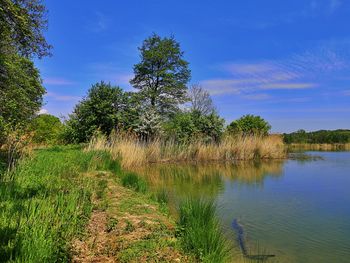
top-left (134, 151), bottom-right (350, 262)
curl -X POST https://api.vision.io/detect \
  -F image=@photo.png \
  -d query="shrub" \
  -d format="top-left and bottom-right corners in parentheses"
top-left (29, 114), bottom-right (63, 144)
top-left (227, 115), bottom-right (271, 136)
top-left (165, 111), bottom-right (225, 143)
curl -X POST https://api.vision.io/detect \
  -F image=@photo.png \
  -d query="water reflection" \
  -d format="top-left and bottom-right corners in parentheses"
top-left (133, 160), bottom-right (284, 199)
top-left (133, 153), bottom-right (350, 263)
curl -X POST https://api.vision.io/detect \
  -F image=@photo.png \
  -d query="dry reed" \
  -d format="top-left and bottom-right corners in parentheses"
top-left (86, 133), bottom-right (286, 169)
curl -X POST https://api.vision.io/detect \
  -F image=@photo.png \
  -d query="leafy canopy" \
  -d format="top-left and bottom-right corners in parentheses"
top-left (227, 114), bottom-right (271, 136)
top-left (29, 114), bottom-right (63, 144)
top-left (165, 110), bottom-right (225, 143)
top-left (130, 33), bottom-right (191, 116)
top-left (64, 82), bottom-right (139, 143)
top-left (0, 54), bottom-right (45, 128)
top-left (0, 0), bottom-right (51, 58)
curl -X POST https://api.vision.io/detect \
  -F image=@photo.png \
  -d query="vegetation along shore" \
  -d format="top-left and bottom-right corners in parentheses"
top-left (1, 1), bottom-right (349, 262)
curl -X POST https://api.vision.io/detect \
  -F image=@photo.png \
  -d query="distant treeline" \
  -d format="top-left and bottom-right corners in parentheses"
top-left (283, 129), bottom-right (350, 144)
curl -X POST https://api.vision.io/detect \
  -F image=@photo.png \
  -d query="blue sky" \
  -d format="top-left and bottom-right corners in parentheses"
top-left (37, 0), bottom-right (350, 133)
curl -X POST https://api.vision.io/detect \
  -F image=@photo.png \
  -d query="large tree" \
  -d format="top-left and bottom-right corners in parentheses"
top-left (0, 0), bottom-right (51, 58)
top-left (0, 0), bottom-right (50, 145)
top-left (0, 53), bottom-right (45, 129)
top-left (130, 34), bottom-right (191, 116)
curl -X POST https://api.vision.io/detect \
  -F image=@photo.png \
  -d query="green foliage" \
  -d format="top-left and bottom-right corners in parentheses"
top-left (0, 0), bottom-right (50, 146)
top-left (0, 54), bottom-right (45, 132)
top-left (63, 82), bottom-right (138, 143)
top-left (165, 110), bottom-right (225, 143)
top-left (177, 198), bottom-right (231, 263)
top-left (283, 129), bottom-right (350, 144)
top-left (29, 114), bottom-right (63, 144)
top-left (227, 115), bottom-right (271, 136)
top-left (0, 147), bottom-right (118, 262)
top-left (0, 0), bottom-right (51, 58)
top-left (130, 33), bottom-right (191, 116)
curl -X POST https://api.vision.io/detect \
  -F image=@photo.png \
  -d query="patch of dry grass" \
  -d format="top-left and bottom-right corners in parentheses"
top-left (86, 133), bottom-right (286, 169)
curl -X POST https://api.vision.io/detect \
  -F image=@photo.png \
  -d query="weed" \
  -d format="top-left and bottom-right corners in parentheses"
top-left (125, 220), bottom-right (135, 233)
top-left (106, 218), bottom-right (119, 232)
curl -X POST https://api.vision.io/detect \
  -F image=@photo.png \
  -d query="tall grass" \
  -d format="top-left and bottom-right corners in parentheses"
top-left (87, 133), bottom-right (286, 169)
top-left (177, 198), bottom-right (231, 263)
top-left (0, 146), bottom-right (119, 262)
top-left (121, 172), bottom-right (148, 193)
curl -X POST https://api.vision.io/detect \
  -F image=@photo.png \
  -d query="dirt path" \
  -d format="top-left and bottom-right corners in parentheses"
top-left (71, 172), bottom-right (192, 263)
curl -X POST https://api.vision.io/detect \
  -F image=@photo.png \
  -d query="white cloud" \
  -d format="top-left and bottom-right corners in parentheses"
top-left (260, 83), bottom-right (316, 90)
top-left (38, 109), bottom-right (49, 115)
top-left (46, 92), bottom-right (81, 102)
top-left (43, 78), bottom-right (75, 86)
top-left (242, 94), bottom-right (271, 100)
top-left (201, 45), bottom-right (347, 96)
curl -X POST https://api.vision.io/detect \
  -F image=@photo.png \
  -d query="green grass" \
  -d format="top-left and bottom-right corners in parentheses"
top-left (177, 198), bottom-right (231, 263)
top-left (0, 146), bottom-right (234, 262)
top-left (0, 151), bottom-right (7, 177)
top-left (0, 146), bottom-right (119, 262)
top-left (121, 172), bottom-right (147, 193)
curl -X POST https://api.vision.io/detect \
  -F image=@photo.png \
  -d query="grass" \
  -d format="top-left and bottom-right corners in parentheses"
top-left (121, 172), bottom-right (148, 193)
top-left (177, 197), bottom-right (231, 263)
top-left (0, 146), bottom-right (120, 262)
top-left (1, 145), bottom-right (255, 262)
top-left (87, 133), bottom-right (286, 169)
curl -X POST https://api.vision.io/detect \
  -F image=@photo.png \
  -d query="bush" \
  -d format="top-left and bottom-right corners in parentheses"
top-left (29, 114), bottom-right (63, 144)
top-left (227, 115), bottom-right (271, 136)
top-left (165, 111), bottom-right (225, 143)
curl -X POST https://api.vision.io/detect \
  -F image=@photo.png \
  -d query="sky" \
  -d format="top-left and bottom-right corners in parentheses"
top-left (36, 0), bottom-right (350, 133)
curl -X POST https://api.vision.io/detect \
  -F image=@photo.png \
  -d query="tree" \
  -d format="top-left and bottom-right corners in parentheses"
top-left (227, 115), bottom-right (271, 136)
top-left (130, 34), bottom-right (191, 116)
top-left (0, 0), bottom-right (50, 147)
top-left (192, 111), bottom-right (225, 142)
top-left (0, 0), bottom-right (51, 58)
top-left (29, 114), bottom-right (63, 144)
top-left (188, 84), bottom-right (215, 115)
top-left (0, 54), bottom-right (45, 129)
top-left (64, 82), bottom-right (131, 143)
top-left (165, 110), bottom-right (225, 143)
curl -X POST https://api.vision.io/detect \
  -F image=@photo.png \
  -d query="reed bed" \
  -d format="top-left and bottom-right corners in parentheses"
top-left (288, 143), bottom-right (350, 151)
top-left (86, 134), bottom-right (286, 169)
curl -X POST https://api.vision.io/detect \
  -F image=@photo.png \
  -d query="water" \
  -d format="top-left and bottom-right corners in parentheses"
top-left (134, 151), bottom-right (350, 263)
